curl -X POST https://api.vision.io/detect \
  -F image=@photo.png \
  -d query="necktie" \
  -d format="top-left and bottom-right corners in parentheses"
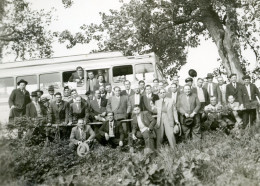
top-left (233, 83), bottom-right (236, 89)
top-left (187, 96), bottom-right (191, 111)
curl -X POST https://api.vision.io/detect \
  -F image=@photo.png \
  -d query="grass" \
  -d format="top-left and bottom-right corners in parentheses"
top-left (0, 123), bottom-right (260, 185)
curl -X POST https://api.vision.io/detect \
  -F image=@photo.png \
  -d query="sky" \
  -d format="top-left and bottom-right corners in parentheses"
top-left (4, 0), bottom-right (257, 84)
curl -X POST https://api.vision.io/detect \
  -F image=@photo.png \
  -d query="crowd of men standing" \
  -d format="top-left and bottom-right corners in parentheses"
top-left (8, 66), bottom-right (260, 154)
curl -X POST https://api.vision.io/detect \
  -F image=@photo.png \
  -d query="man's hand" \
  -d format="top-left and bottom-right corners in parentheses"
top-left (85, 139), bottom-right (92, 143)
top-left (67, 122), bottom-right (72, 126)
top-left (105, 133), bottom-right (109, 141)
top-left (190, 112), bottom-right (196, 118)
top-left (132, 134), bottom-right (137, 140)
top-left (119, 141), bottom-right (123, 147)
top-left (175, 121), bottom-right (180, 125)
top-left (101, 112), bottom-right (106, 117)
top-left (184, 113), bottom-right (190, 118)
top-left (77, 141), bottom-right (82, 145)
top-left (11, 105), bottom-right (16, 110)
top-left (47, 123), bottom-right (52, 127)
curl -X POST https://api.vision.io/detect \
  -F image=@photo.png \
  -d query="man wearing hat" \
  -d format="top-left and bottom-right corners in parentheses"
top-left (69, 66), bottom-right (85, 87)
top-left (185, 77), bottom-right (196, 93)
top-left (46, 85), bottom-right (55, 102)
top-left (225, 73), bottom-right (243, 104)
top-left (8, 79), bottom-right (31, 122)
top-left (36, 89), bottom-right (44, 101)
top-left (203, 73), bottom-right (222, 105)
top-left (240, 75), bottom-right (260, 128)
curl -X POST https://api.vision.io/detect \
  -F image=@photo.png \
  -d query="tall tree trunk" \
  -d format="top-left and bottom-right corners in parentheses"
top-left (199, 2), bottom-right (244, 81)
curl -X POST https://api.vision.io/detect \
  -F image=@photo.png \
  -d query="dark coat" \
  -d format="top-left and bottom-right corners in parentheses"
top-left (142, 93), bottom-right (159, 112)
top-left (121, 89), bottom-right (135, 97)
top-left (225, 82), bottom-right (243, 104)
top-left (26, 102), bottom-right (47, 118)
top-left (90, 97), bottom-right (107, 115)
top-left (131, 111), bottom-right (156, 135)
top-left (9, 88), bottom-right (31, 110)
top-left (240, 83), bottom-right (260, 109)
top-left (48, 100), bottom-right (70, 124)
top-left (68, 72), bottom-right (84, 82)
top-left (98, 120), bottom-right (124, 141)
top-left (203, 82), bottom-right (222, 103)
top-left (69, 102), bottom-right (92, 123)
top-left (129, 94), bottom-right (144, 112)
top-left (192, 87), bottom-right (209, 104)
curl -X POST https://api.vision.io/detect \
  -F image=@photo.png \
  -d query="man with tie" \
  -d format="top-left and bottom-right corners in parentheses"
top-left (68, 89), bottom-right (87, 104)
top-left (217, 76), bottom-right (227, 105)
top-left (139, 80), bottom-right (146, 95)
top-left (121, 80), bottom-right (135, 97)
top-left (142, 85), bottom-right (159, 113)
top-left (96, 112), bottom-right (124, 148)
top-left (46, 85), bottom-right (55, 102)
top-left (9, 79), bottom-right (31, 123)
top-left (172, 75), bottom-right (183, 93)
top-left (240, 75), bottom-right (260, 128)
top-left (203, 73), bottom-right (221, 105)
top-left (68, 66), bottom-right (85, 87)
top-left (99, 85), bottom-right (107, 99)
top-left (151, 88), bottom-right (180, 149)
top-left (167, 83), bottom-right (180, 106)
top-left (225, 73), bottom-right (243, 104)
top-left (90, 90), bottom-right (107, 122)
top-left (86, 71), bottom-right (98, 94)
top-left (69, 119), bottom-right (96, 150)
top-left (129, 84), bottom-right (144, 112)
top-left (152, 78), bottom-right (160, 95)
top-left (177, 85), bottom-right (201, 140)
top-left (105, 84), bottom-right (114, 99)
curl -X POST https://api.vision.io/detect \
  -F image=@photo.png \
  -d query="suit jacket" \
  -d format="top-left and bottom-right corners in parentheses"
top-left (106, 95), bottom-right (131, 120)
top-left (129, 94), bottom-right (144, 111)
top-left (240, 83), bottom-right (260, 109)
top-left (68, 72), bottom-right (84, 82)
top-left (26, 102), bottom-right (47, 118)
top-left (131, 111), bottom-right (156, 135)
top-left (192, 87), bottom-right (209, 104)
top-left (152, 97), bottom-right (178, 127)
top-left (98, 120), bottom-right (124, 141)
top-left (86, 78), bottom-right (98, 93)
top-left (142, 93), bottom-right (159, 113)
top-left (105, 91), bottom-right (114, 99)
top-left (177, 93), bottom-right (201, 115)
top-left (9, 88), bottom-right (31, 110)
top-left (218, 84), bottom-right (227, 104)
top-left (70, 125), bottom-right (95, 144)
top-left (94, 82), bottom-right (108, 92)
top-left (48, 100), bottom-right (69, 124)
top-left (121, 89), bottom-right (135, 97)
top-left (166, 91), bottom-right (181, 105)
top-left (90, 97), bottom-right (107, 115)
top-left (69, 102), bottom-right (92, 123)
top-left (225, 82), bottom-right (243, 104)
top-left (203, 82), bottom-right (221, 103)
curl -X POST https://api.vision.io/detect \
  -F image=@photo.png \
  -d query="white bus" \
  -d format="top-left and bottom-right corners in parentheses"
top-left (0, 51), bottom-right (163, 123)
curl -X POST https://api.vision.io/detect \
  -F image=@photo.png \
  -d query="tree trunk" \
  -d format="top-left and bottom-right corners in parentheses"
top-left (199, 3), bottom-right (244, 81)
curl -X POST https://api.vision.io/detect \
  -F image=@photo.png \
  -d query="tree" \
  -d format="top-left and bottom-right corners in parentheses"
top-left (0, 0), bottom-right (55, 62)
top-left (59, 0), bottom-right (260, 81)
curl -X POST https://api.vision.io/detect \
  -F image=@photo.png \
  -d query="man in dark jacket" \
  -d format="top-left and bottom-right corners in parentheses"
top-left (9, 79), bottom-right (31, 122)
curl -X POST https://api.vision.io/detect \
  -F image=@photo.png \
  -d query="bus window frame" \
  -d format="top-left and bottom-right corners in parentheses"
top-left (111, 64), bottom-right (134, 84)
top-left (134, 63), bottom-right (154, 81)
top-left (39, 72), bottom-right (62, 90)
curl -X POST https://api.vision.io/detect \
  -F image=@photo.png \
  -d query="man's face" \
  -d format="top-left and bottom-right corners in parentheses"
top-left (228, 96), bottom-right (235, 104)
top-left (48, 90), bottom-right (54, 95)
top-left (186, 81), bottom-right (192, 86)
top-left (19, 83), bottom-right (26, 90)
top-left (95, 91), bottom-right (101, 99)
top-left (99, 86), bottom-right (105, 93)
top-left (207, 78), bottom-right (213, 83)
top-left (217, 78), bottom-right (224, 85)
top-left (98, 76), bottom-right (104, 82)
top-left (244, 79), bottom-right (250, 85)
top-left (77, 69), bottom-right (83, 76)
top-left (197, 79), bottom-right (203, 87)
top-left (71, 91), bottom-right (78, 99)
top-left (133, 107), bottom-right (141, 115)
top-left (210, 98), bottom-right (217, 106)
top-left (37, 92), bottom-right (42, 98)
top-left (170, 84), bottom-right (177, 93)
top-left (75, 97), bottom-right (81, 103)
top-left (107, 113), bottom-right (114, 122)
top-left (139, 82), bottom-right (145, 89)
top-left (32, 96), bottom-right (38, 102)
top-left (64, 89), bottom-right (70, 95)
top-left (125, 82), bottom-right (131, 90)
top-left (77, 120), bottom-right (84, 129)
top-left (98, 70), bottom-right (103, 75)
top-left (146, 86), bottom-right (152, 94)
top-left (88, 72), bottom-right (94, 79)
top-left (106, 85), bottom-right (112, 93)
top-left (184, 86), bottom-right (191, 95)
top-left (153, 81), bottom-right (159, 87)
top-left (114, 88), bottom-right (121, 96)
top-left (158, 82), bottom-right (164, 89)
top-left (56, 95), bottom-right (62, 102)
top-left (230, 75), bottom-right (237, 83)
top-left (134, 88), bottom-right (140, 94)
top-left (159, 89), bottom-right (166, 98)
top-left (172, 77), bottom-right (179, 85)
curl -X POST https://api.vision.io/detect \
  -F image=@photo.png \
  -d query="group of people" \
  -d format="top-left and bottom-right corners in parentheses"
top-left (8, 66), bottom-right (260, 154)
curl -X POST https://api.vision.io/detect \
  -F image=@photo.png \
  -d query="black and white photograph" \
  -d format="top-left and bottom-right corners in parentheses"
top-left (0, 0), bottom-right (260, 185)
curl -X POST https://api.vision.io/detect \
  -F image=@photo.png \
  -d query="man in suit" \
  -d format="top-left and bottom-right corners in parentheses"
top-left (185, 77), bottom-right (196, 92)
top-left (130, 105), bottom-right (156, 153)
top-left (9, 79), bottom-right (31, 122)
top-left (203, 73), bottom-right (221, 105)
top-left (90, 90), bottom-right (107, 122)
top-left (177, 85), bottom-right (201, 140)
top-left (26, 91), bottom-right (47, 121)
top-left (172, 75), bottom-right (183, 93)
top-left (129, 84), bottom-right (143, 112)
top-left (105, 84), bottom-right (114, 99)
top-left (99, 85), bottom-right (107, 99)
top-left (225, 73), bottom-right (243, 104)
top-left (46, 85), bottom-right (56, 102)
top-left (151, 88), bottom-right (180, 149)
top-left (167, 83), bottom-right (181, 106)
top-left (68, 66), bottom-right (85, 87)
top-left (94, 75), bottom-right (107, 91)
top-left (96, 112), bottom-right (124, 148)
top-left (142, 85), bottom-right (159, 113)
top-left (62, 86), bottom-right (72, 102)
top-left (121, 80), bottom-right (135, 97)
top-left (139, 80), bottom-right (146, 95)
top-left (240, 75), bottom-right (260, 128)
top-left (68, 96), bottom-right (92, 125)
top-left (217, 76), bottom-right (227, 105)
top-left (86, 71), bottom-right (98, 94)
top-left (69, 118), bottom-right (96, 149)
top-left (193, 78), bottom-right (209, 115)
top-left (68, 89), bottom-right (87, 104)
top-left (36, 89), bottom-right (44, 101)
top-left (152, 78), bottom-right (160, 95)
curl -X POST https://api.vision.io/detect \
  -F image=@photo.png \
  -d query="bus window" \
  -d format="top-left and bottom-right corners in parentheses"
top-left (0, 77), bottom-right (14, 97)
top-left (17, 75), bottom-right (37, 93)
top-left (40, 73), bottom-right (61, 93)
top-left (135, 63), bottom-right (154, 83)
top-left (62, 70), bottom-right (85, 88)
top-left (112, 65), bottom-right (133, 83)
top-left (86, 69), bottom-right (109, 83)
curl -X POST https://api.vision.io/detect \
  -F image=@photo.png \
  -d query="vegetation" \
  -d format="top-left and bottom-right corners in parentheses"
top-left (1, 118), bottom-right (260, 185)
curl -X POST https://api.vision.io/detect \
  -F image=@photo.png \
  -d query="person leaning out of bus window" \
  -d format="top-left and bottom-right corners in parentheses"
top-left (94, 75), bottom-right (107, 91)
top-left (45, 85), bottom-right (55, 102)
top-left (62, 86), bottom-right (72, 102)
top-left (86, 71), bottom-right (98, 94)
top-left (69, 66), bottom-right (84, 85)
top-left (8, 79), bottom-right (31, 122)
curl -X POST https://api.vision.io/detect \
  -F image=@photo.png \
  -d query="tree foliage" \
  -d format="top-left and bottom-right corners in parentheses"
top-left (59, 0), bottom-right (260, 77)
top-left (0, 0), bottom-right (55, 61)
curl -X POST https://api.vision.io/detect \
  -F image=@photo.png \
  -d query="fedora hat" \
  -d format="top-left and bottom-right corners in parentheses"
top-left (77, 142), bottom-right (90, 157)
top-left (188, 69), bottom-right (197, 78)
top-left (184, 117), bottom-right (194, 126)
top-left (48, 85), bottom-right (55, 91)
top-left (31, 91), bottom-right (37, 97)
top-left (173, 124), bottom-right (180, 134)
top-left (36, 89), bottom-right (43, 94)
top-left (185, 77), bottom-right (193, 83)
top-left (17, 79), bottom-right (28, 86)
top-left (206, 73), bottom-right (214, 79)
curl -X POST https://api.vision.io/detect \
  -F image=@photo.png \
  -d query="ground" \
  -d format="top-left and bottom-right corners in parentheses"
top-left (0, 122), bottom-right (260, 186)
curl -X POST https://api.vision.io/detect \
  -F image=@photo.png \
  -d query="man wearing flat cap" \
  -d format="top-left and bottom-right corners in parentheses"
top-left (240, 75), bottom-right (260, 128)
top-left (36, 89), bottom-right (44, 102)
top-left (69, 66), bottom-right (85, 87)
top-left (185, 77), bottom-right (196, 93)
top-left (46, 85), bottom-right (55, 102)
top-left (203, 73), bottom-right (222, 105)
top-left (225, 73), bottom-right (243, 105)
top-left (8, 79), bottom-right (31, 122)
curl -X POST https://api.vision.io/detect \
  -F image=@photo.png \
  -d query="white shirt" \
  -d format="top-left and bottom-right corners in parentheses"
top-left (78, 127), bottom-right (82, 139)
top-left (197, 87), bottom-right (205, 102)
top-left (137, 115), bottom-right (149, 133)
top-left (147, 93), bottom-right (152, 99)
top-left (208, 83), bottom-right (213, 96)
top-left (108, 121), bottom-right (115, 137)
top-left (233, 82), bottom-right (236, 89)
top-left (134, 94), bottom-right (140, 104)
top-left (171, 92), bottom-right (178, 104)
top-left (96, 98), bottom-right (101, 108)
top-left (246, 84), bottom-right (251, 100)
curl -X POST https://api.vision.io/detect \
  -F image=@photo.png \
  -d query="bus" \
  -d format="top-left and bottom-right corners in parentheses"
top-left (0, 51), bottom-right (163, 123)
